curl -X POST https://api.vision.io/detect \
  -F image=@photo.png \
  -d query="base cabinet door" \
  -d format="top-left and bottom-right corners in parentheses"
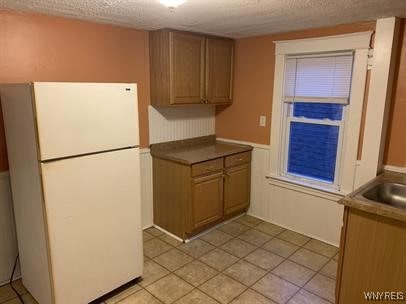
top-left (224, 164), bottom-right (250, 215)
top-left (336, 208), bottom-right (406, 303)
top-left (191, 173), bottom-right (224, 230)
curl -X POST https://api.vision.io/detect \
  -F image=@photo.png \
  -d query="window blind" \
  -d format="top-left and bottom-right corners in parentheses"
top-left (284, 52), bottom-right (354, 104)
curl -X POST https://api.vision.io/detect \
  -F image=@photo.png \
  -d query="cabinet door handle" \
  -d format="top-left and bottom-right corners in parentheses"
top-left (236, 157), bottom-right (244, 161)
top-left (205, 166), bottom-right (215, 171)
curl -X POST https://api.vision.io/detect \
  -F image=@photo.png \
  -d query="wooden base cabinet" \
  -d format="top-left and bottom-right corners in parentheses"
top-left (191, 172), bottom-right (224, 231)
top-left (336, 207), bottom-right (406, 303)
top-left (224, 164), bottom-right (251, 215)
top-left (153, 151), bottom-right (251, 240)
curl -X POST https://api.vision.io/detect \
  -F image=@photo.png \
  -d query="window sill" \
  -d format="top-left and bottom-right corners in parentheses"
top-left (266, 174), bottom-right (346, 201)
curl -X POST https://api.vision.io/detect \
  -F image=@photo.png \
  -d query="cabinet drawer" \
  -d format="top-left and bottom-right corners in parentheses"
top-left (225, 152), bottom-right (251, 168)
top-left (192, 158), bottom-right (223, 177)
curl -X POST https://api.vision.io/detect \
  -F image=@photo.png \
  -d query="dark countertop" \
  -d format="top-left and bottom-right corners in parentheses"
top-left (338, 171), bottom-right (406, 222)
top-left (150, 135), bottom-right (253, 165)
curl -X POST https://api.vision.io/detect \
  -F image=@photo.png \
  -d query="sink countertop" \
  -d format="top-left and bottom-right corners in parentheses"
top-left (338, 171), bottom-right (406, 222)
top-left (150, 135), bottom-right (253, 165)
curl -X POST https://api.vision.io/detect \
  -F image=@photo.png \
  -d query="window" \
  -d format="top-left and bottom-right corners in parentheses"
top-left (281, 53), bottom-right (354, 188)
top-left (270, 32), bottom-right (371, 196)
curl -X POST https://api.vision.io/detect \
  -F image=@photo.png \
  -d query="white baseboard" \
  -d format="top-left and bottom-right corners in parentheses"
top-left (151, 225), bottom-right (184, 242)
top-left (383, 164), bottom-right (406, 174)
top-left (154, 213), bottom-right (246, 244)
top-left (246, 211), bottom-right (339, 247)
top-left (0, 273), bottom-right (22, 287)
top-left (0, 171), bottom-right (10, 179)
top-left (0, 171), bottom-right (20, 285)
top-left (140, 147), bottom-right (150, 154)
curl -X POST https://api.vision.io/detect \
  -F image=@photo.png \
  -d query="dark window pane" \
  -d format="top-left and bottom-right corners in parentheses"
top-left (287, 122), bottom-right (339, 183)
top-left (293, 102), bottom-right (343, 120)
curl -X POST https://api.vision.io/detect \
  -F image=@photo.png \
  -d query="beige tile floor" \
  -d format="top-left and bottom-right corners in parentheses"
top-left (0, 215), bottom-right (338, 304)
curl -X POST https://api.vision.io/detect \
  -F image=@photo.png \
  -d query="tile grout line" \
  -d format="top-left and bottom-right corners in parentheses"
top-left (254, 236), bottom-right (307, 303)
top-left (194, 222), bottom-right (294, 304)
top-left (253, 232), bottom-right (336, 304)
top-left (282, 238), bottom-right (337, 304)
top-left (174, 219), bottom-right (271, 303)
top-left (191, 224), bottom-right (272, 302)
top-left (128, 218), bottom-right (338, 304)
top-left (144, 218), bottom-right (334, 303)
top-left (3, 216), bottom-right (336, 304)
top-left (299, 253), bottom-right (337, 304)
top-left (143, 230), bottom-right (240, 303)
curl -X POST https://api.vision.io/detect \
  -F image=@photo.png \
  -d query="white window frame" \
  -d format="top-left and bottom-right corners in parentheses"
top-left (269, 31), bottom-right (373, 195)
top-left (281, 102), bottom-right (347, 190)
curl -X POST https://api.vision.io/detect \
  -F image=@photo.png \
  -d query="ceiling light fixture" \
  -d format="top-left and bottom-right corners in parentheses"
top-left (158, 0), bottom-right (187, 9)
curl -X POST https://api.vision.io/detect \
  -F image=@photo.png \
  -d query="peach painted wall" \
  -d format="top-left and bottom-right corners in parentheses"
top-left (216, 20), bottom-right (405, 167)
top-left (0, 10), bottom-right (150, 171)
top-left (384, 20), bottom-right (406, 167)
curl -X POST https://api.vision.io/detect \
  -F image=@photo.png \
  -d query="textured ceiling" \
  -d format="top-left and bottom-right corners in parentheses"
top-left (1, 0), bottom-right (406, 38)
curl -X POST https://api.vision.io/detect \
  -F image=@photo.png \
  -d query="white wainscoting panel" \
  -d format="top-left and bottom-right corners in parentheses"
top-left (0, 172), bottom-right (20, 285)
top-left (140, 149), bottom-right (153, 229)
top-left (148, 105), bottom-right (215, 144)
top-left (263, 184), bottom-right (343, 246)
top-left (220, 139), bottom-right (344, 246)
top-left (247, 145), bottom-right (272, 218)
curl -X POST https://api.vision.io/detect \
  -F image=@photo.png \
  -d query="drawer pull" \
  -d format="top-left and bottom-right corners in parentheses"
top-left (225, 152), bottom-right (251, 168)
top-left (192, 158), bottom-right (223, 177)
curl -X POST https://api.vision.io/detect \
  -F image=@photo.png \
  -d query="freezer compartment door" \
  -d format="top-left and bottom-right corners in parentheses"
top-left (41, 148), bottom-right (142, 304)
top-left (33, 82), bottom-right (139, 161)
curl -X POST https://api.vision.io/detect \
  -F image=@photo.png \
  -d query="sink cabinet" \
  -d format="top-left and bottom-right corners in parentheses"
top-left (149, 29), bottom-right (234, 106)
top-left (336, 206), bottom-right (406, 303)
top-left (153, 151), bottom-right (251, 239)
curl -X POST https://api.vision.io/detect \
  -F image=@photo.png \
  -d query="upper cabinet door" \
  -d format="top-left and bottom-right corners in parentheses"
top-left (149, 29), bottom-right (234, 106)
top-left (205, 38), bottom-right (234, 104)
top-left (33, 82), bottom-right (139, 161)
top-left (170, 32), bottom-right (205, 105)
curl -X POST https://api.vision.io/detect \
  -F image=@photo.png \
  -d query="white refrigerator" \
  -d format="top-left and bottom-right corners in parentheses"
top-left (1, 82), bottom-right (143, 304)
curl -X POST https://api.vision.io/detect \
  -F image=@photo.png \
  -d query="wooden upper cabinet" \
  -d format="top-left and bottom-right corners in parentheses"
top-left (171, 32), bottom-right (205, 104)
top-left (205, 38), bottom-right (234, 104)
top-left (149, 29), bottom-right (234, 106)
